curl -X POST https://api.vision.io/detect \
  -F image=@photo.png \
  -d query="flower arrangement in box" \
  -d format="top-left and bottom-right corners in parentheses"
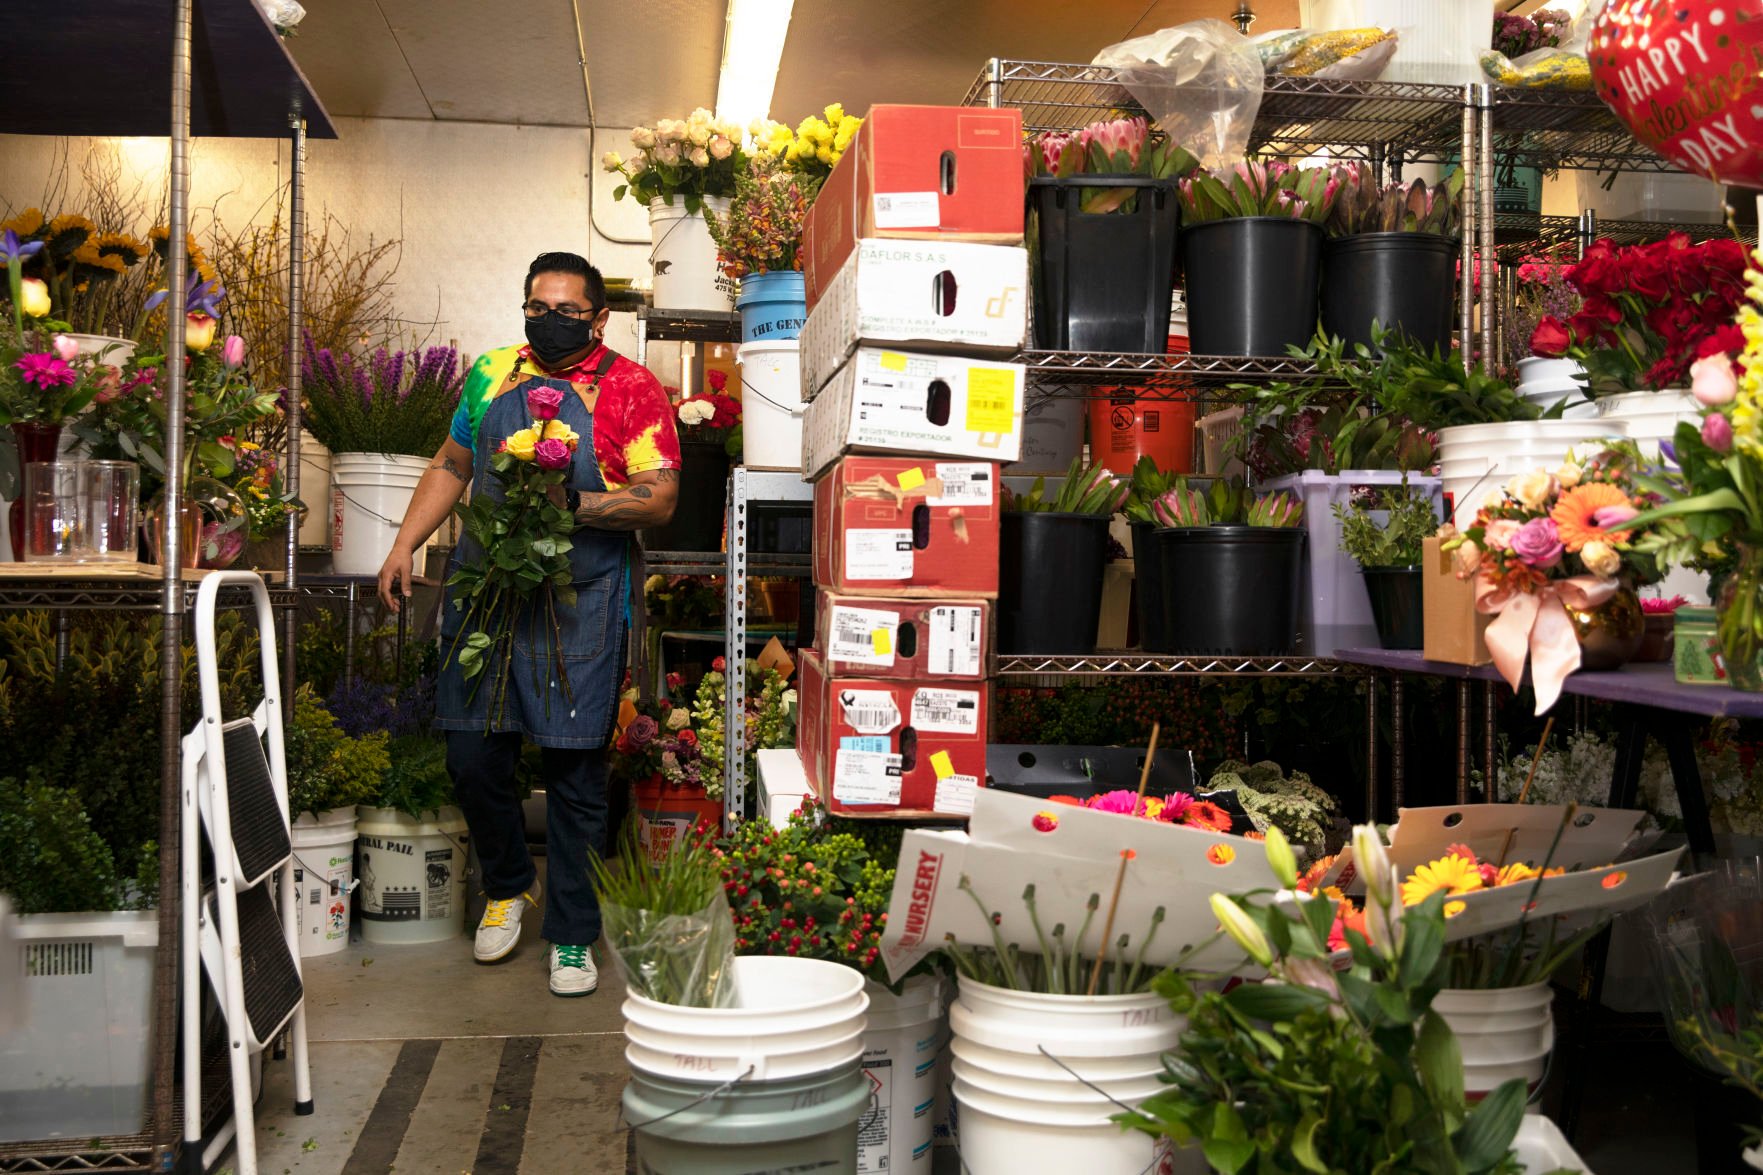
top-left (1117, 826), bottom-right (1531, 1172)
top-left (703, 154), bottom-right (815, 279)
top-left (1529, 233), bottom-right (1749, 395)
top-left (0, 207), bottom-right (153, 339)
top-left (1033, 789), bottom-right (1234, 834)
top-left (749, 104), bottom-right (863, 181)
top-left (445, 382), bottom-right (584, 725)
top-left (610, 674), bottom-right (710, 796)
top-left (1444, 452), bottom-right (1658, 710)
top-left (298, 332), bottom-right (464, 458)
top-left (716, 797), bottom-right (898, 978)
top-left (602, 108), bottom-right (750, 211)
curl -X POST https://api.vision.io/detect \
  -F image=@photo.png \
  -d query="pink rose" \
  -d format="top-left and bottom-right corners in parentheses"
top-left (1511, 517), bottom-right (1564, 569)
top-left (533, 437), bottom-right (573, 470)
top-left (1483, 519), bottom-right (1521, 551)
top-left (93, 365), bottom-right (123, 404)
top-left (1704, 412), bottom-right (1735, 454)
top-left (1692, 353), bottom-right (1739, 406)
top-left (222, 334), bottom-right (245, 369)
top-left (528, 385), bottom-right (567, 422)
top-left (51, 334), bottom-right (78, 363)
top-left (627, 714), bottom-right (659, 747)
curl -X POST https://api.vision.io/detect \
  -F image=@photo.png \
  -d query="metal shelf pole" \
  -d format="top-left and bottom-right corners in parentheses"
top-left (724, 467), bottom-right (747, 820)
top-left (283, 115), bottom-right (306, 706)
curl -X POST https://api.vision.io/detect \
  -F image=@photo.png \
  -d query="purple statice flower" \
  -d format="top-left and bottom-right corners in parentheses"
top-left (353, 359), bottom-right (373, 407)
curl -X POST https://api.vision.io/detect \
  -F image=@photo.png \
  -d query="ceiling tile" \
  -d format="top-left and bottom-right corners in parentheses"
top-left (284, 0), bottom-right (430, 121)
top-left (375, 0), bottom-right (589, 124)
top-left (580, 0), bottom-right (726, 130)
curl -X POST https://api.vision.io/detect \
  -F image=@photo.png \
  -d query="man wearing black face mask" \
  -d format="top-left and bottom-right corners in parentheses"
top-left (376, 251), bottom-right (680, 997)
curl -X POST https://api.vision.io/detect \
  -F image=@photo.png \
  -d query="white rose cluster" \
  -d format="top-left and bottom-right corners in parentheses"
top-left (678, 399), bottom-right (716, 426)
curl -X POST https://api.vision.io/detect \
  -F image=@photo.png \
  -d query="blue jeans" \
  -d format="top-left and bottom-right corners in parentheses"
top-left (446, 730), bottom-right (608, 946)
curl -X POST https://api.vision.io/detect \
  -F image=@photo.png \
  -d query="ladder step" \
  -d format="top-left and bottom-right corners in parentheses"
top-left (234, 886), bottom-right (303, 1045)
top-left (223, 718), bottom-right (290, 886)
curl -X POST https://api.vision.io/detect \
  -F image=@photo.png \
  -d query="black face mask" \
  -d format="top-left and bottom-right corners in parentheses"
top-left (524, 310), bottom-right (595, 368)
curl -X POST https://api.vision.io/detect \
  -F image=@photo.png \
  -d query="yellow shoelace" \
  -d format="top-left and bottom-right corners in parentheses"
top-left (481, 896), bottom-right (522, 929)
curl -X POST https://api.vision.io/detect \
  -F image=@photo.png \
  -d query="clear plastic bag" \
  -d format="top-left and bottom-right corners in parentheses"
top-left (1479, 47), bottom-right (1592, 90)
top-left (600, 888), bottom-right (739, 1008)
top-left (1092, 19), bottom-right (1265, 171)
top-left (1278, 28), bottom-right (1399, 80)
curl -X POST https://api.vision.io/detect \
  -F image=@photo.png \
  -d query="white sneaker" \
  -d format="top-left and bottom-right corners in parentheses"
top-left (548, 944), bottom-right (598, 997)
top-left (474, 880), bottom-right (540, 963)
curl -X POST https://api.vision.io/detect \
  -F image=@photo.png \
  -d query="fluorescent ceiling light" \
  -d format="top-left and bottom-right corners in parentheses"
top-left (715, 0), bottom-right (795, 133)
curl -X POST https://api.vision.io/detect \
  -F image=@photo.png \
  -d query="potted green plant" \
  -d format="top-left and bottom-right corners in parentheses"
top-left (1000, 457), bottom-right (1128, 654)
top-left (1151, 477), bottom-right (1306, 655)
top-left (1175, 161), bottom-right (1337, 357)
top-left (1322, 163), bottom-right (1465, 355)
top-left (1332, 484), bottom-right (1443, 649)
top-left (1023, 118), bottom-right (1194, 353)
top-left (295, 333), bottom-right (464, 576)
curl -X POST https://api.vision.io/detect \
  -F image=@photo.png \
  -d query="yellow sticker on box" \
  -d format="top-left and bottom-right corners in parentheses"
top-left (879, 351), bottom-right (908, 373)
top-left (929, 750), bottom-right (955, 779)
top-left (897, 466), bottom-right (926, 491)
top-left (964, 368), bottom-right (1018, 434)
top-left (871, 627), bottom-right (893, 656)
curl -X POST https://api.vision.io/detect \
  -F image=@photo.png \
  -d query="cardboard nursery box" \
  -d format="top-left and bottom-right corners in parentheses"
top-left (812, 456), bottom-right (1000, 598)
top-left (803, 104), bottom-right (1024, 307)
top-left (1422, 534), bottom-right (1492, 666)
top-left (802, 349), bottom-right (1024, 479)
top-left (815, 592), bottom-right (989, 680)
top-left (798, 649), bottom-right (988, 819)
top-left (798, 238), bottom-right (1028, 398)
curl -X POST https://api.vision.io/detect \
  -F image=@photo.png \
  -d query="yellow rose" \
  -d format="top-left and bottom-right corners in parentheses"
top-left (1555, 461), bottom-right (1583, 489)
top-left (185, 312), bottom-right (217, 353)
top-left (1580, 540), bottom-right (1621, 578)
top-left (18, 278), bottom-right (50, 318)
top-left (1506, 469), bottom-right (1557, 511)
top-left (503, 427), bottom-right (539, 461)
top-left (543, 419), bottom-right (580, 446)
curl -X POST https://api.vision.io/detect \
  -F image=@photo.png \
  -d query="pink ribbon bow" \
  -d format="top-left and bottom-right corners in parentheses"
top-left (1476, 575), bottom-right (1617, 715)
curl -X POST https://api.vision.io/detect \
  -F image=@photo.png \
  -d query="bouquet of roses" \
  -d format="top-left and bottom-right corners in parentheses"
top-left (1443, 452), bottom-right (1655, 712)
top-left (445, 381), bottom-right (582, 724)
top-left (676, 370), bottom-right (743, 457)
top-left (1529, 233), bottom-right (1749, 395)
top-left (611, 673), bottom-right (708, 793)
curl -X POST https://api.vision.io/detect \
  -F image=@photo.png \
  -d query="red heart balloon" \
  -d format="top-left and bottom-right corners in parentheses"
top-left (1588, 0), bottom-right (1763, 187)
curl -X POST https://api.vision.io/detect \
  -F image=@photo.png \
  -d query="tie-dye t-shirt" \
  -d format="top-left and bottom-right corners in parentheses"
top-left (449, 343), bottom-right (680, 487)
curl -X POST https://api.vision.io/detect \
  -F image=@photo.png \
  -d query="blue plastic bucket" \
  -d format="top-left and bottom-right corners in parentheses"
top-left (736, 270), bottom-right (807, 343)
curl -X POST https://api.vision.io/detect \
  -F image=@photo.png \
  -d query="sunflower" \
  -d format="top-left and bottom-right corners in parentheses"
top-left (1551, 482), bottom-right (1634, 552)
top-left (92, 232), bottom-right (150, 264)
top-left (71, 244), bottom-right (127, 275)
top-left (45, 213), bottom-right (94, 257)
top-left (1401, 853), bottom-right (1484, 906)
top-left (2, 207), bottom-right (44, 237)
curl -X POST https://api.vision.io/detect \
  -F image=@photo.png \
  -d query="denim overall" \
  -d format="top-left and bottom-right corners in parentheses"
top-left (436, 354), bottom-right (626, 945)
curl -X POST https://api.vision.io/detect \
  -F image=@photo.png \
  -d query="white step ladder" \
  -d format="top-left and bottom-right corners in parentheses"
top-left (180, 572), bottom-right (312, 1174)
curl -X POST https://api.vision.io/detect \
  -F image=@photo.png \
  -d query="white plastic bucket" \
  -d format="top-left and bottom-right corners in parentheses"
top-left (1433, 983), bottom-right (1555, 1094)
top-left (950, 976), bottom-right (1183, 1174)
top-left (650, 196), bottom-right (737, 313)
top-left (622, 955), bottom-right (869, 1081)
top-left (1007, 397), bottom-right (1085, 475)
top-left (298, 429), bottom-right (332, 549)
top-left (860, 975), bottom-right (943, 1173)
top-left (1436, 420), bottom-right (1629, 527)
top-left (1598, 389), bottom-right (1699, 451)
top-left (355, 805), bottom-right (468, 945)
top-left (736, 339), bottom-right (804, 472)
top-left (291, 807), bottom-right (357, 957)
top-left (330, 453), bottom-right (428, 578)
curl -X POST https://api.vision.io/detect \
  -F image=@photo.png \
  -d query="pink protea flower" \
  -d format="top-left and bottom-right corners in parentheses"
top-left (15, 353), bottom-right (75, 388)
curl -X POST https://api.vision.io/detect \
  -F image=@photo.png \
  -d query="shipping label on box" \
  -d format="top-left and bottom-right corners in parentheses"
top-left (817, 592), bottom-right (989, 680)
top-left (798, 649), bottom-right (987, 819)
top-left (1422, 534), bottom-right (1492, 665)
top-left (799, 239), bottom-right (1028, 399)
top-left (803, 350), bottom-right (1024, 480)
top-left (812, 456), bottom-right (1000, 598)
top-left (803, 105), bottom-right (1024, 307)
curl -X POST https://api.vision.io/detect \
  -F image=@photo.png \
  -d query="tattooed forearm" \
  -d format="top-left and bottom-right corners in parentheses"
top-left (430, 455), bottom-right (470, 483)
top-left (574, 488), bottom-right (664, 531)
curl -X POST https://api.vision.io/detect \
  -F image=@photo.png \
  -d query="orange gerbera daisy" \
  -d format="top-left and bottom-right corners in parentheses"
top-left (1551, 483), bottom-right (1634, 552)
top-left (1181, 800), bottom-right (1233, 833)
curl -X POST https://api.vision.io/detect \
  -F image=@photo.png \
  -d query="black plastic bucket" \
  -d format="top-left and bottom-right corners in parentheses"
top-left (1158, 526), bottom-right (1305, 655)
top-left (1362, 565), bottom-right (1424, 650)
top-left (999, 512), bottom-right (1110, 654)
top-left (1180, 217), bottom-right (1323, 357)
top-left (1322, 233), bottom-right (1459, 354)
top-left (1131, 520), bottom-right (1170, 652)
top-left (640, 440), bottom-right (728, 553)
top-left (1028, 176), bottom-right (1180, 353)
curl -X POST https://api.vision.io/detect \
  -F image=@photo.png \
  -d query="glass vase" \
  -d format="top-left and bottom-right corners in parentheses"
top-left (1716, 542), bottom-right (1763, 692)
top-left (142, 476), bottom-right (248, 570)
top-left (7, 422), bottom-right (62, 562)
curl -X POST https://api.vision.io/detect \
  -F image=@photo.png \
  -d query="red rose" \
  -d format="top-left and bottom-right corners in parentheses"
top-left (679, 729), bottom-right (699, 747)
top-left (1698, 324), bottom-right (1746, 360)
top-left (707, 369), bottom-right (728, 392)
top-left (712, 655), bottom-right (727, 672)
top-left (1565, 310), bottom-right (1613, 350)
top-left (1579, 294), bottom-right (1622, 326)
top-left (1529, 316), bottom-right (1571, 358)
top-left (1706, 238), bottom-right (1749, 277)
top-left (1567, 239), bottom-right (1622, 296)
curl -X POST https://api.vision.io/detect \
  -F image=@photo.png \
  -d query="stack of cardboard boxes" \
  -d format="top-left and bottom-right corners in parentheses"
top-left (792, 105), bottom-right (1029, 820)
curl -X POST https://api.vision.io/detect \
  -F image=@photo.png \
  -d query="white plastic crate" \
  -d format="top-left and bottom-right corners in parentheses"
top-left (1263, 470), bottom-right (1444, 658)
top-left (0, 910), bottom-right (157, 1142)
top-left (1197, 406), bottom-right (1244, 477)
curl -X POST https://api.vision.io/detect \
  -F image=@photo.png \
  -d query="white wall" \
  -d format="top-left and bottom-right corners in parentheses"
top-left (0, 117), bottom-right (674, 374)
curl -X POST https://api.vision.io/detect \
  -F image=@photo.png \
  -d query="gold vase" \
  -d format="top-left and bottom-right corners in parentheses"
top-left (1567, 585), bottom-right (1644, 671)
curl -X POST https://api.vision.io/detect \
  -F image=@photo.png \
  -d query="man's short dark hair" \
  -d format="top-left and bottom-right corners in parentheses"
top-left (525, 251), bottom-right (606, 308)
